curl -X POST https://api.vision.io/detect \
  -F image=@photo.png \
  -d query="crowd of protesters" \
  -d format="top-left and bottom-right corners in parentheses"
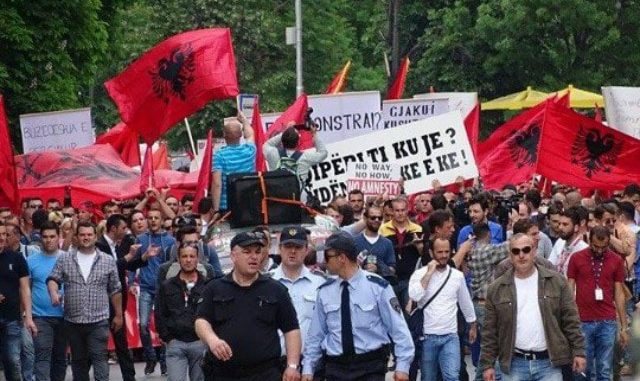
top-left (1, 117), bottom-right (640, 381)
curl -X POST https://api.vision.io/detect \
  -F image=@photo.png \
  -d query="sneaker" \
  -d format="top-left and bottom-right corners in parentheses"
top-left (160, 362), bottom-right (168, 376)
top-left (144, 361), bottom-right (156, 375)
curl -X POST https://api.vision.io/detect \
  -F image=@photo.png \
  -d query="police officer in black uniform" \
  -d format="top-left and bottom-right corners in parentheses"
top-left (195, 231), bottom-right (302, 381)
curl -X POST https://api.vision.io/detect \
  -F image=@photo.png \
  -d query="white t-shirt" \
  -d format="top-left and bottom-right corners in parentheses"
top-left (364, 234), bottom-right (380, 245)
top-left (548, 237), bottom-right (589, 275)
top-left (76, 251), bottom-right (97, 282)
top-left (514, 269), bottom-right (547, 351)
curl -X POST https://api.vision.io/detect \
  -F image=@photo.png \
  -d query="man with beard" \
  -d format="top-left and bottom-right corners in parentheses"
top-left (155, 244), bottom-right (210, 381)
top-left (567, 226), bottom-right (626, 381)
top-left (408, 237), bottom-right (476, 381)
top-left (354, 206), bottom-right (396, 277)
top-left (302, 232), bottom-right (414, 381)
top-left (456, 195), bottom-right (503, 249)
top-left (548, 207), bottom-right (589, 276)
top-left (196, 231), bottom-right (301, 381)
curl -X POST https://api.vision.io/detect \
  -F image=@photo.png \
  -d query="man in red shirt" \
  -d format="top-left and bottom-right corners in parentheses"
top-left (567, 225), bottom-right (628, 381)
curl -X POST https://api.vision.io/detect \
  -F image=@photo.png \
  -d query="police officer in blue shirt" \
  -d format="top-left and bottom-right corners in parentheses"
top-left (302, 232), bottom-right (414, 381)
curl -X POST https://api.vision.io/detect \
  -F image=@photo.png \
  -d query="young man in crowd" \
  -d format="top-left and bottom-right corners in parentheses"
top-left (548, 206), bottom-right (589, 276)
top-left (348, 189), bottom-right (366, 221)
top-left (457, 195), bottom-right (504, 249)
top-left (354, 205), bottom-right (396, 277)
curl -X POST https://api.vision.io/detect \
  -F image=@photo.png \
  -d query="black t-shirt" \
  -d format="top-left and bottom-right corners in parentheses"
top-left (196, 272), bottom-right (299, 368)
top-left (0, 249), bottom-right (29, 321)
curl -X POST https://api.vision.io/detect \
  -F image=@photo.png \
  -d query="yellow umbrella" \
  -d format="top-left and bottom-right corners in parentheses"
top-left (481, 86), bottom-right (550, 110)
top-left (550, 85), bottom-right (604, 108)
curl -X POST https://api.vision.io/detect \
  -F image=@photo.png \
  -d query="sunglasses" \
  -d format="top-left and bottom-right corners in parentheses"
top-left (511, 246), bottom-right (533, 256)
top-left (367, 216), bottom-right (383, 221)
top-left (30, 205), bottom-right (44, 209)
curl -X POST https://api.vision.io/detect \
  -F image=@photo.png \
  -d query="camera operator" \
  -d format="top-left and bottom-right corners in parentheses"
top-left (263, 109), bottom-right (328, 196)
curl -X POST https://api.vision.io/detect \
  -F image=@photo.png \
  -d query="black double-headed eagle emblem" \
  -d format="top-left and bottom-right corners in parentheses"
top-left (571, 126), bottom-right (622, 178)
top-left (149, 44), bottom-right (196, 103)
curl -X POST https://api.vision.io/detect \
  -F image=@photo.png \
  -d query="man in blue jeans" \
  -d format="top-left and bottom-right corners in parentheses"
top-left (408, 237), bottom-right (477, 381)
top-left (135, 208), bottom-right (176, 375)
top-left (0, 220), bottom-right (38, 381)
top-left (27, 221), bottom-right (67, 381)
top-left (567, 226), bottom-right (628, 381)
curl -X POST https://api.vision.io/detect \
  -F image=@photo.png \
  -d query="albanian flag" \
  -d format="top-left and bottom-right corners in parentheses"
top-left (95, 122), bottom-right (141, 167)
top-left (325, 60), bottom-right (351, 94)
top-left (15, 145), bottom-right (142, 207)
top-left (193, 129), bottom-right (213, 209)
top-left (386, 56), bottom-right (410, 100)
top-left (0, 95), bottom-right (19, 213)
top-left (478, 100), bottom-right (548, 190)
top-left (266, 93), bottom-right (314, 150)
top-left (252, 99), bottom-right (267, 171)
top-left (537, 101), bottom-right (640, 190)
top-left (105, 28), bottom-right (239, 145)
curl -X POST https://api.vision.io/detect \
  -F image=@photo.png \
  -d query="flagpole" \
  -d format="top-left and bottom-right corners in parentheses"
top-left (183, 118), bottom-right (199, 167)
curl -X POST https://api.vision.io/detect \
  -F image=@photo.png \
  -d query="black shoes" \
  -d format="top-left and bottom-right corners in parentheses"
top-left (144, 361), bottom-right (156, 375)
top-left (160, 362), bottom-right (167, 376)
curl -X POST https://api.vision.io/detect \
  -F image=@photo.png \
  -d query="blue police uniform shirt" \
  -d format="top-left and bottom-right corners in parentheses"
top-left (302, 269), bottom-right (414, 375)
top-left (270, 265), bottom-right (326, 353)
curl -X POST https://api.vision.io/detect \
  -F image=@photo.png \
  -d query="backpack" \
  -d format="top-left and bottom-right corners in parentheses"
top-left (276, 147), bottom-right (303, 174)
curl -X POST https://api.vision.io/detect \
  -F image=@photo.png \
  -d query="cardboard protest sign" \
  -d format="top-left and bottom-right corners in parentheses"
top-left (308, 110), bottom-right (478, 203)
top-left (20, 108), bottom-right (95, 153)
top-left (413, 92), bottom-right (478, 119)
top-left (602, 86), bottom-right (640, 139)
top-left (346, 162), bottom-right (401, 197)
top-left (382, 98), bottom-right (449, 129)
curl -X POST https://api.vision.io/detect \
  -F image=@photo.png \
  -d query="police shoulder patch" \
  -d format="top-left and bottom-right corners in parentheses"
top-left (389, 297), bottom-right (401, 313)
top-left (318, 277), bottom-right (336, 289)
top-left (366, 274), bottom-right (389, 288)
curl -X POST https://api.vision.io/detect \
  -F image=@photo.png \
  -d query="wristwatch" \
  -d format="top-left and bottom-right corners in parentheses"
top-left (287, 363), bottom-right (299, 370)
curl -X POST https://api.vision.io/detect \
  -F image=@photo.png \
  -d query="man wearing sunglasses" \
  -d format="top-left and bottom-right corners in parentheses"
top-left (354, 206), bottom-right (396, 277)
top-left (481, 233), bottom-right (586, 381)
top-left (567, 226), bottom-right (627, 381)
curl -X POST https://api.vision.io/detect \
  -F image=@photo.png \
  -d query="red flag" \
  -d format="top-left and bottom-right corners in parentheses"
top-left (140, 146), bottom-right (155, 193)
top-left (386, 57), bottom-right (410, 100)
top-left (96, 122), bottom-right (141, 167)
top-left (555, 92), bottom-right (570, 108)
top-left (104, 28), bottom-right (239, 145)
top-left (153, 142), bottom-right (171, 170)
top-left (478, 100), bottom-right (548, 190)
top-left (594, 103), bottom-right (603, 123)
top-left (537, 101), bottom-right (640, 190)
top-left (252, 99), bottom-right (266, 171)
top-left (0, 95), bottom-right (19, 213)
top-left (193, 130), bottom-right (213, 209)
top-left (325, 60), bottom-right (351, 94)
top-left (267, 94), bottom-right (314, 150)
top-left (464, 103), bottom-right (480, 158)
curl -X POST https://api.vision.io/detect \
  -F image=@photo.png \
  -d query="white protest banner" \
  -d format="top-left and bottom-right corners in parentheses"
top-left (308, 91), bottom-right (382, 144)
top-left (308, 110), bottom-right (478, 203)
top-left (20, 108), bottom-right (94, 153)
top-left (602, 86), bottom-right (640, 139)
top-left (346, 162), bottom-right (401, 197)
top-left (237, 94), bottom-right (258, 120)
top-left (261, 112), bottom-right (281, 133)
top-left (382, 98), bottom-right (449, 129)
top-left (413, 92), bottom-right (477, 118)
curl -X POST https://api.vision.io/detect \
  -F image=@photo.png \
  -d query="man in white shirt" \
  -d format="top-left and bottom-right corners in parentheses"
top-left (408, 237), bottom-right (476, 381)
top-left (547, 207), bottom-right (588, 276)
top-left (481, 234), bottom-right (586, 381)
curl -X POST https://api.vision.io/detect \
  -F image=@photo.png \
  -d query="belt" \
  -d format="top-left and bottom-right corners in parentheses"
top-left (325, 345), bottom-right (390, 364)
top-left (512, 348), bottom-right (549, 360)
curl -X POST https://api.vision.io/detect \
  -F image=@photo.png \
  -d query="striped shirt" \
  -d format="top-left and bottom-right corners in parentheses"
top-left (212, 143), bottom-right (256, 210)
top-left (47, 248), bottom-right (121, 324)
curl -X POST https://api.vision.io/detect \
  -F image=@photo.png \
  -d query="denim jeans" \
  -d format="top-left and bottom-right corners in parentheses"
top-left (33, 317), bottom-right (67, 381)
top-left (504, 356), bottom-right (562, 381)
top-left (66, 320), bottom-right (110, 381)
top-left (474, 301), bottom-right (502, 381)
top-left (421, 333), bottom-right (460, 381)
top-left (21, 325), bottom-right (34, 381)
top-left (166, 339), bottom-right (206, 381)
top-left (576, 320), bottom-right (616, 381)
top-left (138, 290), bottom-right (165, 364)
top-left (0, 318), bottom-right (23, 381)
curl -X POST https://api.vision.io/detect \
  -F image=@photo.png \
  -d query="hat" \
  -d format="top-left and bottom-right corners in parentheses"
top-left (324, 231), bottom-right (357, 259)
top-left (231, 231), bottom-right (266, 248)
top-left (279, 225), bottom-right (308, 246)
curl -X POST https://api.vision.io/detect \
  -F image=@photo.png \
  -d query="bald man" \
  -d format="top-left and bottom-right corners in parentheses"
top-left (211, 113), bottom-right (255, 218)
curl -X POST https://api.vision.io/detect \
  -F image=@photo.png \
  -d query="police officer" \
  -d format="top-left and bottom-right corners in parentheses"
top-left (195, 231), bottom-right (302, 381)
top-left (302, 232), bottom-right (415, 381)
top-left (270, 226), bottom-right (326, 358)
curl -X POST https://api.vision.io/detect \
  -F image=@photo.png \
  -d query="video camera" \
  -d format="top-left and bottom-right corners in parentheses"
top-left (492, 194), bottom-right (523, 227)
top-left (292, 107), bottom-right (317, 131)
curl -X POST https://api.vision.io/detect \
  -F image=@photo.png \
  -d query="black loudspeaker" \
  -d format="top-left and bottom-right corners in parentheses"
top-left (227, 171), bottom-right (302, 228)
